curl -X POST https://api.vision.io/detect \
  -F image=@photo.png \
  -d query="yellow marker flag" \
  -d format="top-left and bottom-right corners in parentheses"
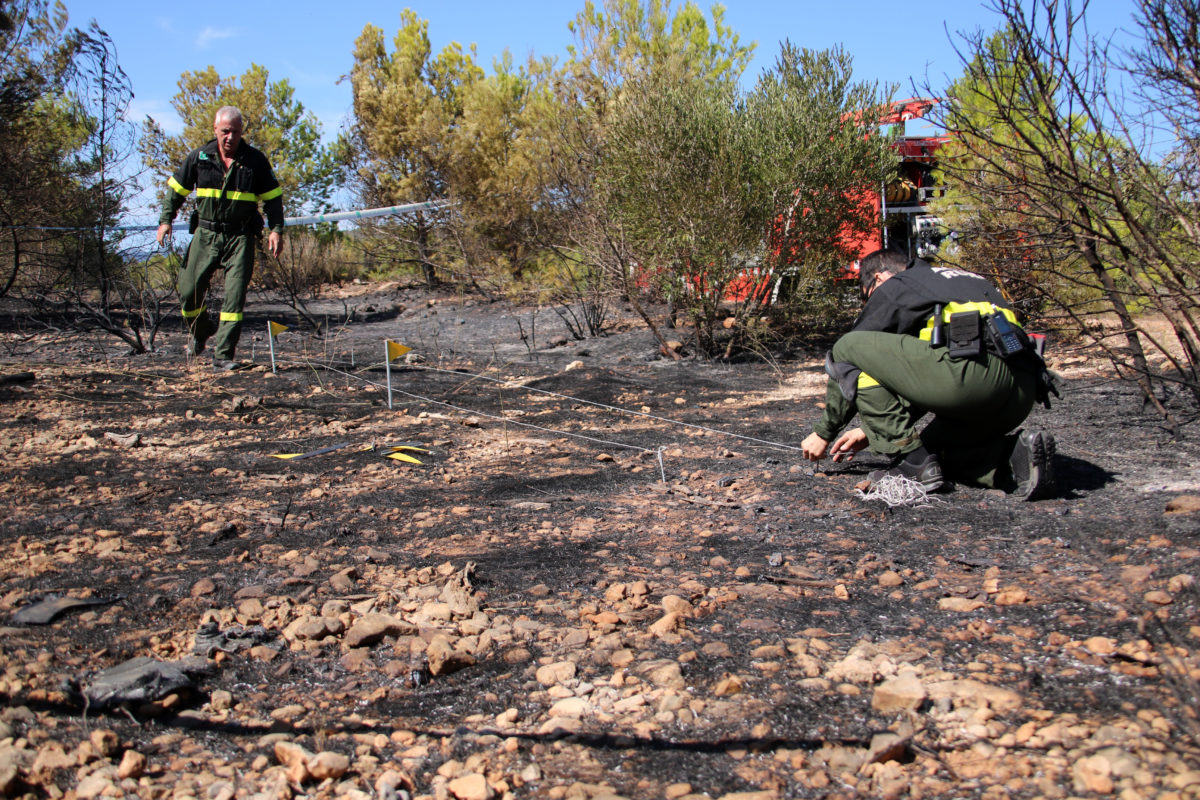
top-left (386, 451), bottom-right (422, 464)
top-left (386, 340), bottom-right (411, 362)
top-left (269, 321), bottom-right (288, 337)
top-left (272, 454), bottom-right (301, 460)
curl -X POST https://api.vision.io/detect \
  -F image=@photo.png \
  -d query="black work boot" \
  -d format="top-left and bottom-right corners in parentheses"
top-left (869, 446), bottom-right (945, 491)
top-left (1009, 429), bottom-right (1056, 500)
top-left (187, 315), bottom-right (218, 357)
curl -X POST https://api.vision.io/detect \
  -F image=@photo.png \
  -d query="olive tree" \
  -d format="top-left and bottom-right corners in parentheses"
top-left (598, 42), bottom-right (894, 355)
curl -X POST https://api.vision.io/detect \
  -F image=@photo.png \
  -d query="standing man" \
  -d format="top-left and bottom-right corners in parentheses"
top-left (800, 249), bottom-right (1057, 500)
top-left (156, 106), bottom-right (284, 371)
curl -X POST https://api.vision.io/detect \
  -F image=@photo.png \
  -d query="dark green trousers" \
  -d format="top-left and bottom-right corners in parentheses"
top-left (828, 331), bottom-right (1036, 489)
top-left (177, 228), bottom-right (254, 360)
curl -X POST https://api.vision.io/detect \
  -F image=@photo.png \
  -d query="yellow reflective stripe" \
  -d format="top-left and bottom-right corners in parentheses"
top-left (258, 186), bottom-right (282, 202)
top-left (857, 372), bottom-right (880, 390)
top-left (220, 312), bottom-right (243, 322)
top-left (167, 177), bottom-right (191, 197)
top-left (195, 188), bottom-right (258, 202)
top-left (181, 306), bottom-right (206, 318)
top-left (919, 302), bottom-right (1020, 340)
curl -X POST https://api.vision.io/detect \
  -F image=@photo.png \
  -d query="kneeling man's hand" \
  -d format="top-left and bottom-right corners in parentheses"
top-left (801, 432), bottom-right (829, 461)
top-left (829, 427), bottom-right (869, 462)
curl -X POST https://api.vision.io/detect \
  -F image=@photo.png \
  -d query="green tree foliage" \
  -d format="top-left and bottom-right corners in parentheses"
top-left (745, 44), bottom-right (895, 320)
top-left (339, 1), bottom-right (892, 356)
top-left (543, 0), bottom-right (756, 352)
top-left (0, 0), bottom-right (83, 296)
top-left (0, 2), bottom-right (166, 351)
top-left (339, 11), bottom-right (483, 287)
top-left (443, 54), bottom-right (558, 283)
top-left (928, 0), bottom-right (1200, 415)
top-left (930, 27), bottom-right (1103, 320)
top-left (564, 0), bottom-right (751, 101)
top-left (592, 39), bottom-right (894, 354)
top-left (140, 64), bottom-right (336, 218)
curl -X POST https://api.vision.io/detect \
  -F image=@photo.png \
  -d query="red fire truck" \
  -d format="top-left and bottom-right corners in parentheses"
top-left (846, 97), bottom-right (951, 266)
top-left (718, 97), bottom-right (951, 304)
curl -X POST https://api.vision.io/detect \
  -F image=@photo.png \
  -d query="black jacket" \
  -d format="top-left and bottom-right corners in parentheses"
top-left (159, 139), bottom-right (284, 234)
top-left (852, 259), bottom-right (1013, 336)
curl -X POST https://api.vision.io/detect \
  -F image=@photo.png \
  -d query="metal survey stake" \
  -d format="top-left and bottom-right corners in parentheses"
top-left (267, 321), bottom-right (288, 374)
top-left (383, 340), bottom-right (411, 411)
top-left (385, 340), bottom-right (393, 409)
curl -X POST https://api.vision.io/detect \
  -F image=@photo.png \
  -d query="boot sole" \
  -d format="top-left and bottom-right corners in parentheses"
top-left (1015, 430), bottom-right (1057, 501)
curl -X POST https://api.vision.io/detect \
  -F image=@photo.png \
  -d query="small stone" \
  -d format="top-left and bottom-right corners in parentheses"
top-left (938, 597), bottom-right (987, 612)
top-left (661, 595), bottom-right (694, 616)
top-left (1144, 590), bottom-right (1173, 605)
top-left (1165, 495), bottom-right (1200, 513)
top-left (376, 769), bottom-right (415, 798)
top-left (713, 674), bottom-right (743, 696)
top-left (448, 772), bottom-right (493, 800)
top-left (32, 741), bottom-right (75, 772)
top-left (274, 740), bottom-right (312, 773)
top-left (642, 660), bottom-right (685, 689)
top-left (330, 569), bottom-right (358, 593)
top-left (866, 731), bottom-right (910, 764)
top-left (117, 749), bottom-right (147, 779)
top-left (648, 612), bottom-right (682, 637)
top-left (1073, 754), bottom-right (1114, 794)
top-left (549, 697), bottom-right (591, 718)
top-left (344, 613), bottom-right (417, 648)
top-left (536, 661), bottom-right (576, 687)
top-left (1168, 574), bottom-right (1195, 593)
top-left (427, 635), bottom-right (475, 676)
top-left (1084, 636), bottom-right (1117, 656)
top-left (190, 577), bottom-right (216, 597)
top-left (877, 571), bottom-right (904, 588)
top-left (307, 750), bottom-right (350, 780)
top-left (924, 678), bottom-right (1021, 712)
top-left (872, 671), bottom-right (926, 713)
top-left (702, 641), bottom-right (733, 658)
top-left (340, 648), bottom-right (373, 672)
top-left (994, 587), bottom-right (1029, 606)
top-left (74, 773), bottom-right (114, 799)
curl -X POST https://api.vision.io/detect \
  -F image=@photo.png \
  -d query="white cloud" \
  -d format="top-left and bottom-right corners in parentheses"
top-left (195, 26), bottom-right (237, 49)
top-left (126, 98), bottom-right (183, 136)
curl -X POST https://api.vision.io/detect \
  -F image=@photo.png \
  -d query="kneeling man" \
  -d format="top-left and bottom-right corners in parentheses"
top-left (801, 249), bottom-right (1056, 499)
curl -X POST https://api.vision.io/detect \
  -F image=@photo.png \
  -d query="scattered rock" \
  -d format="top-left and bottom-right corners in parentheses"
top-left (448, 772), bottom-right (493, 800)
top-left (872, 671), bottom-right (926, 712)
top-left (117, 749), bottom-right (147, 779)
top-left (343, 613), bottom-right (417, 648)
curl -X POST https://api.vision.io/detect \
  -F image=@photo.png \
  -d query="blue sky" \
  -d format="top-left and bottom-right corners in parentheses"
top-left (61, 0), bottom-right (1143, 223)
top-left (65, 0), bottom-right (1143, 141)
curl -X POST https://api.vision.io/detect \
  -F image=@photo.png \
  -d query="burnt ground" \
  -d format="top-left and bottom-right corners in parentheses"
top-left (0, 283), bottom-right (1198, 800)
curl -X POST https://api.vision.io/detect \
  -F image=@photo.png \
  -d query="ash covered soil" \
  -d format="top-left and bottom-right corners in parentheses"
top-left (0, 283), bottom-right (1198, 800)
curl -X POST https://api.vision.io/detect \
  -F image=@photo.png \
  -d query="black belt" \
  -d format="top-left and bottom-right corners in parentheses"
top-left (198, 218), bottom-right (255, 234)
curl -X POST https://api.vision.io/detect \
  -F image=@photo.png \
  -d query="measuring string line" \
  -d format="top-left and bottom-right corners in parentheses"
top-left (267, 349), bottom-right (805, 456)
top-left (299, 357), bottom-right (657, 455)
top-left (3, 200), bottom-right (455, 232)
